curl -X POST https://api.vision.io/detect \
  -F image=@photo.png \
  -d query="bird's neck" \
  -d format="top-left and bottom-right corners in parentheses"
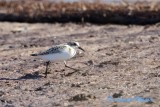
top-left (66, 45), bottom-right (76, 57)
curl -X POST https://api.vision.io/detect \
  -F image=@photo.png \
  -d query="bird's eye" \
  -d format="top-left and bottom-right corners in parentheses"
top-left (70, 42), bottom-right (76, 46)
top-left (73, 43), bottom-right (77, 46)
top-left (68, 42), bottom-right (77, 46)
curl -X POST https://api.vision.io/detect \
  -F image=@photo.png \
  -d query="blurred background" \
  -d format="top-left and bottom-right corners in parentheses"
top-left (0, 0), bottom-right (160, 24)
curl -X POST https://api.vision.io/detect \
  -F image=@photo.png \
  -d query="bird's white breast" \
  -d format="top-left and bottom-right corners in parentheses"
top-left (39, 45), bottom-right (76, 61)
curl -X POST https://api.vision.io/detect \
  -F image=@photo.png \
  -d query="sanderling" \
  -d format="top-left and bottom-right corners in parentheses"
top-left (31, 41), bottom-right (85, 78)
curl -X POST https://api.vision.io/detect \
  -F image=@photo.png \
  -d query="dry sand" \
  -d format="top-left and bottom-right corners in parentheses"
top-left (0, 22), bottom-right (160, 107)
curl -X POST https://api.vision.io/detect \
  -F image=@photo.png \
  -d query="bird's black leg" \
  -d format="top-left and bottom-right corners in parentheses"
top-left (64, 61), bottom-right (68, 67)
top-left (64, 61), bottom-right (72, 68)
top-left (45, 61), bottom-right (50, 78)
top-left (64, 61), bottom-right (79, 71)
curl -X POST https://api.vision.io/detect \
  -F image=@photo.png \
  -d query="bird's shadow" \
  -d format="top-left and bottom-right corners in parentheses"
top-left (0, 72), bottom-right (43, 81)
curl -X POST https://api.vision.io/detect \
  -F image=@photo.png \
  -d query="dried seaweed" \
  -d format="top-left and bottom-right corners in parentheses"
top-left (0, 0), bottom-right (160, 24)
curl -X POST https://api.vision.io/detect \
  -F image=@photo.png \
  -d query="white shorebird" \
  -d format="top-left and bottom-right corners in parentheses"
top-left (31, 41), bottom-right (85, 78)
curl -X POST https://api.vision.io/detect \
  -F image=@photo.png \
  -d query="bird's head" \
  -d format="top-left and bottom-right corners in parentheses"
top-left (67, 41), bottom-right (85, 51)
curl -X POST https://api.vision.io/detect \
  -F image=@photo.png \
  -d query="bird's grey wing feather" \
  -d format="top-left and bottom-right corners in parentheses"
top-left (37, 45), bottom-right (66, 55)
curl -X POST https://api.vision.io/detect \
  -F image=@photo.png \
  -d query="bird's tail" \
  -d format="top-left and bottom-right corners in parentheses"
top-left (31, 53), bottom-right (38, 56)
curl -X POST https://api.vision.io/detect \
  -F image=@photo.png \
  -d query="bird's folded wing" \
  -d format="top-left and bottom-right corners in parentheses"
top-left (37, 45), bottom-right (67, 55)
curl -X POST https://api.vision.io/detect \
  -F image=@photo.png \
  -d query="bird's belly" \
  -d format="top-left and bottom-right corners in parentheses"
top-left (39, 52), bottom-right (73, 61)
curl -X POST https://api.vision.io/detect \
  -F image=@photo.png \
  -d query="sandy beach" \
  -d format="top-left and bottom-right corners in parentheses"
top-left (0, 22), bottom-right (159, 107)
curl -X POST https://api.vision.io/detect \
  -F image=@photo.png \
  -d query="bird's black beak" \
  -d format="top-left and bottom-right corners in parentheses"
top-left (78, 47), bottom-right (85, 52)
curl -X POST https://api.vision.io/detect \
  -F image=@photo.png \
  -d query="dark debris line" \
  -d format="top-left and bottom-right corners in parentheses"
top-left (0, 11), bottom-right (160, 25)
top-left (0, 1), bottom-right (160, 25)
